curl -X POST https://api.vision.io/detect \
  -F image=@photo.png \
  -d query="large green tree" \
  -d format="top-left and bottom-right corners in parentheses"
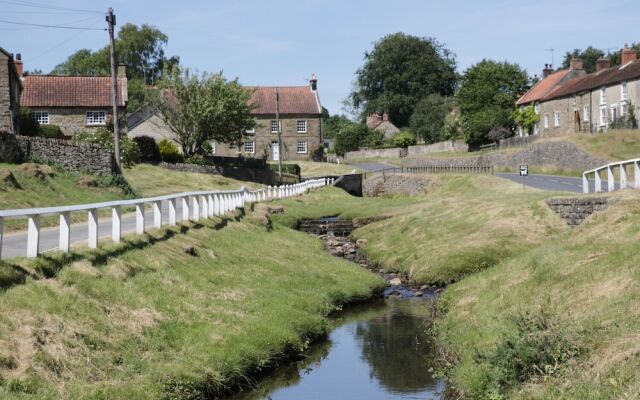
top-left (150, 69), bottom-right (255, 157)
top-left (458, 60), bottom-right (530, 146)
top-left (52, 23), bottom-right (177, 110)
top-left (349, 33), bottom-right (457, 128)
top-left (334, 124), bottom-right (383, 156)
top-left (323, 114), bottom-right (355, 139)
top-left (409, 94), bottom-right (451, 144)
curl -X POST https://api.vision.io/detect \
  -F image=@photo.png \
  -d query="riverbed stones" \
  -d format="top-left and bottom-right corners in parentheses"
top-left (389, 278), bottom-right (402, 286)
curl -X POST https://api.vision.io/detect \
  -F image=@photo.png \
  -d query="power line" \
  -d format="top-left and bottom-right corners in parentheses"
top-left (0, 18), bottom-right (106, 30)
top-left (0, 0), bottom-right (102, 14)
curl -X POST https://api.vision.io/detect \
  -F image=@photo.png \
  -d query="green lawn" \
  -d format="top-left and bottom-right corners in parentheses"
top-left (0, 209), bottom-right (383, 399)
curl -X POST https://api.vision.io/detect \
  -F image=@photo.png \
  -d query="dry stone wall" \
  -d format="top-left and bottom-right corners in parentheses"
top-left (546, 197), bottom-right (610, 227)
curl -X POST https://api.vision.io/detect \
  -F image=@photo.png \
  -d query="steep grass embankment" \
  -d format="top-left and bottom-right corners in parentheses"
top-left (0, 208), bottom-right (383, 399)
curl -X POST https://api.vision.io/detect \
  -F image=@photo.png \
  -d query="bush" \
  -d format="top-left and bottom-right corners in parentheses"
top-left (39, 125), bottom-right (64, 139)
top-left (309, 144), bottom-right (325, 161)
top-left (392, 130), bottom-right (417, 148)
top-left (133, 136), bottom-right (161, 162)
top-left (268, 163), bottom-right (301, 176)
top-left (334, 123), bottom-right (381, 155)
top-left (158, 139), bottom-right (183, 163)
top-left (18, 108), bottom-right (40, 136)
top-left (73, 128), bottom-right (140, 167)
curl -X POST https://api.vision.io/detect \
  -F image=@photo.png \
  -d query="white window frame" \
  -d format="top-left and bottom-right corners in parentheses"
top-left (554, 111), bottom-right (561, 127)
top-left (600, 88), bottom-right (607, 105)
top-left (297, 140), bottom-right (308, 154)
top-left (86, 110), bottom-right (107, 126)
top-left (245, 127), bottom-right (255, 135)
top-left (583, 105), bottom-right (590, 122)
top-left (543, 114), bottom-right (549, 129)
top-left (621, 82), bottom-right (628, 102)
top-left (610, 104), bottom-right (618, 122)
top-left (270, 120), bottom-right (281, 133)
top-left (32, 111), bottom-right (49, 125)
top-left (599, 105), bottom-right (607, 127)
top-left (621, 102), bottom-right (628, 118)
top-left (243, 140), bottom-right (255, 154)
top-left (296, 120), bottom-right (307, 133)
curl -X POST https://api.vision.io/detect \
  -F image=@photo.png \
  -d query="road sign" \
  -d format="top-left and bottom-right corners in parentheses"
top-left (520, 165), bottom-right (528, 176)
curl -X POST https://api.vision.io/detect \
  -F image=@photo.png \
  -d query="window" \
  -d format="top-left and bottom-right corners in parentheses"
top-left (32, 111), bottom-right (49, 125)
top-left (599, 105), bottom-right (607, 127)
top-left (600, 88), bottom-right (607, 105)
top-left (621, 102), bottom-right (628, 117)
top-left (297, 140), bottom-right (308, 154)
top-left (621, 82), bottom-right (628, 101)
top-left (243, 141), bottom-right (255, 154)
top-left (270, 120), bottom-right (281, 133)
top-left (86, 111), bottom-right (106, 126)
top-left (296, 120), bottom-right (307, 133)
top-left (543, 114), bottom-right (549, 129)
top-left (554, 111), bottom-right (561, 127)
top-left (611, 104), bottom-right (618, 122)
top-left (583, 105), bottom-right (590, 122)
top-left (245, 127), bottom-right (255, 135)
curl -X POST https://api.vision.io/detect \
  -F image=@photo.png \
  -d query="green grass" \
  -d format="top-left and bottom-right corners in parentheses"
top-left (567, 130), bottom-right (640, 161)
top-left (0, 208), bottom-right (383, 399)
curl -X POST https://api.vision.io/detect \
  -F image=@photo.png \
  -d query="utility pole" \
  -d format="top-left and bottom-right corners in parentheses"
top-left (275, 87), bottom-right (283, 183)
top-left (106, 8), bottom-right (121, 170)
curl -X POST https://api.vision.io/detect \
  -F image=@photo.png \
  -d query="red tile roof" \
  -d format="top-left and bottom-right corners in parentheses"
top-left (516, 70), bottom-right (582, 106)
top-left (21, 75), bottom-right (126, 108)
top-left (544, 60), bottom-right (640, 101)
top-left (245, 86), bottom-right (321, 115)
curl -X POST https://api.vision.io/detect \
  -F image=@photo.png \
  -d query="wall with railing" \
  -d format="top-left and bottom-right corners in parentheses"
top-left (0, 179), bottom-right (332, 259)
top-left (583, 158), bottom-right (640, 193)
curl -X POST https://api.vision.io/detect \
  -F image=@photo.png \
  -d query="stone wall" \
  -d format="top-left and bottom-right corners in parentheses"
top-left (0, 52), bottom-right (20, 134)
top-left (363, 174), bottom-right (430, 197)
top-left (402, 141), bottom-right (606, 172)
top-left (13, 135), bottom-right (116, 175)
top-left (546, 197), bottom-right (610, 227)
top-left (158, 162), bottom-right (299, 185)
top-left (407, 140), bottom-right (469, 155)
top-left (345, 147), bottom-right (406, 160)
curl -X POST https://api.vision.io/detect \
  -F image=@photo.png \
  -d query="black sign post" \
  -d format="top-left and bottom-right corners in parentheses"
top-left (520, 165), bottom-right (528, 189)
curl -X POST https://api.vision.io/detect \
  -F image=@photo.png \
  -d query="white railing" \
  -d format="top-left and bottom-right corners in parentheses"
top-left (583, 158), bottom-right (640, 193)
top-left (0, 178), bottom-right (334, 259)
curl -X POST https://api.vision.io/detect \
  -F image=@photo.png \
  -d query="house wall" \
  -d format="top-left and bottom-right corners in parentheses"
top-left (0, 53), bottom-right (20, 134)
top-left (128, 114), bottom-right (181, 149)
top-left (30, 107), bottom-right (126, 136)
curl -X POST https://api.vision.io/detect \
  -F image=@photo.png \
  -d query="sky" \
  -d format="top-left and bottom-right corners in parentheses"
top-left (2, 0), bottom-right (640, 115)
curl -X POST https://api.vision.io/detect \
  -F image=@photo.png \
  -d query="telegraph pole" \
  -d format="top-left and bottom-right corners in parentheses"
top-left (275, 88), bottom-right (283, 183)
top-left (106, 8), bottom-right (121, 170)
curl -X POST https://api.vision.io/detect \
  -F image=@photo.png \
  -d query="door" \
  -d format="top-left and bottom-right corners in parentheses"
top-left (271, 142), bottom-right (279, 161)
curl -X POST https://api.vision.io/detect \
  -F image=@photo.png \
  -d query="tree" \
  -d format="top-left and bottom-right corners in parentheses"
top-left (512, 104), bottom-right (540, 136)
top-left (458, 60), bottom-right (530, 146)
top-left (409, 94), bottom-right (450, 143)
top-left (349, 33), bottom-right (457, 128)
top-left (324, 114), bottom-right (355, 139)
top-left (560, 46), bottom-right (605, 73)
top-left (442, 108), bottom-right (463, 140)
top-left (334, 124), bottom-right (381, 155)
top-left (392, 129), bottom-right (417, 147)
top-left (150, 68), bottom-right (255, 157)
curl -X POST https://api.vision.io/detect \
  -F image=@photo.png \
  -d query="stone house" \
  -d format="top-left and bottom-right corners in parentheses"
top-left (366, 112), bottom-right (400, 139)
top-left (128, 75), bottom-right (324, 161)
top-left (0, 48), bottom-right (23, 134)
top-left (517, 45), bottom-right (640, 136)
top-left (20, 66), bottom-right (128, 136)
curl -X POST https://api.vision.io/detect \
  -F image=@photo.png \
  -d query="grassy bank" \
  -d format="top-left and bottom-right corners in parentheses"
top-left (266, 161), bottom-right (361, 178)
top-left (0, 208), bottom-right (383, 398)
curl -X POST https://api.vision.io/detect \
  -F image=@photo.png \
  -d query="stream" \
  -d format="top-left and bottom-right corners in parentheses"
top-left (227, 218), bottom-right (446, 399)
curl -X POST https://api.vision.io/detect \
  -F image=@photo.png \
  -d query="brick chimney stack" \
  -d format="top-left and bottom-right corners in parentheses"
top-left (310, 74), bottom-right (317, 91)
top-left (621, 44), bottom-right (637, 65)
top-left (117, 64), bottom-right (126, 78)
top-left (14, 53), bottom-right (23, 77)
top-left (596, 57), bottom-right (611, 72)
top-left (569, 54), bottom-right (583, 70)
top-left (542, 64), bottom-right (554, 78)
top-left (366, 112), bottom-right (383, 129)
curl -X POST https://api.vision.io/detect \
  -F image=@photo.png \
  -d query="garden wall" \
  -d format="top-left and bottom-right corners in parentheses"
top-left (159, 162), bottom-right (299, 185)
top-left (407, 140), bottom-right (468, 155)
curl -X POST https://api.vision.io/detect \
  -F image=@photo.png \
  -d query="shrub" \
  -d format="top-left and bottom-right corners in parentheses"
top-left (133, 136), bottom-right (161, 162)
top-left (38, 125), bottom-right (64, 139)
top-left (487, 126), bottom-right (512, 143)
top-left (18, 108), bottom-right (40, 136)
top-left (334, 123), bottom-right (382, 155)
top-left (392, 129), bottom-right (417, 148)
top-left (158, 139), bottom-right (183, 163)
top-left (309, 144), bottom-right (325, 161)
top-left (184, 154), bottom-right (207, 166)
top-left (73, 128), bottom-right (140, 167)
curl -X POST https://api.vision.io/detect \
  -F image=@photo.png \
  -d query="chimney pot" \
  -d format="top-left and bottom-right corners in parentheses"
top-left (310, 73), bottom-right (317, 91)
top-left (542, 64), bottom-right (554, 78)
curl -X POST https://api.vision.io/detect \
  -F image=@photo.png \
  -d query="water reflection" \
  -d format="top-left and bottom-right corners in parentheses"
top-left (229, 299), bottom-right (445, 400)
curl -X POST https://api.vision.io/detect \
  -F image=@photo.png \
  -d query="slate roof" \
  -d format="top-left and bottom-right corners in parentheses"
top-left (21, 75), bottom-right (127, 108)
top-left (245, 86), bottom-right (321, 115)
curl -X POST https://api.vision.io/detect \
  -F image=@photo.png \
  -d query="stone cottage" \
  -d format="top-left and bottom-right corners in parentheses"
top-left (517, 45), bottom-right (640, 136)
top-left (20, 66), bottom-right (128, 136)
top-left (366, 112), bottom-right (400, 139)
top-left (128, 75), bottom-right (324, 162)
top-left (0, 48), bottom-right (23, 134)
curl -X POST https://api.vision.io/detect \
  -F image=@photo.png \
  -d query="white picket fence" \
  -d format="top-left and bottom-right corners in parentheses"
top-left (0, 179), bottom-right (332, 259)
top-left (583, 158), bottom-right (640, 193)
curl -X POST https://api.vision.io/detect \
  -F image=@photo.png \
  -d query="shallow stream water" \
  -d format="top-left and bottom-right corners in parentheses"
top-left (229, 298), bottom-right (445, 400)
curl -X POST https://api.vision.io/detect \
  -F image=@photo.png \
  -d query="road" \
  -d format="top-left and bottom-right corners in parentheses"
top-left (1, 200), bottom-right (187, 260)
top-left (349, 162), bottom-right (396, 172)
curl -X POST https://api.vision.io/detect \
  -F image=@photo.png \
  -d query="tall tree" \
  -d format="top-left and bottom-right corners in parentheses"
top-left (349, 33), bottom-right (457, 128)
top-left (458, 60), bottom-right (530, 146)
top-left (150, 68), bottom-right (255, 157)
top-left (560, 46), bottom-right (605, 73)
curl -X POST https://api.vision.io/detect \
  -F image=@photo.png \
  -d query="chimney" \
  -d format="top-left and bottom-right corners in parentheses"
top-left (542, 64), bottom-right (554, 78)
top-left (382, 113), bottom-right (388, 122)
top-left (621, 44), bottom-right (637, 65)
top-left (366, 112), bottom-right (382, 129)
top-left (310, 73), bottom-right (317, 91)
top-left (117, 64), bottom-right (126, 78)
top-left (13, 53), bottom-right (23, 77)
top-left (596, 57), bottom-right (611, 72)
top-left (569, 54), bottom-right (583, 71)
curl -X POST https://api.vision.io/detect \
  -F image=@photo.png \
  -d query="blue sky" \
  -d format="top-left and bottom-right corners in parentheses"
top-left (2, 0), bottom-right (640, 114)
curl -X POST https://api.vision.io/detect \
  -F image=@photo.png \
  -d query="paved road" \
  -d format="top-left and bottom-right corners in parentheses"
top-left (348, 162), bottom-right (395, 172)
top-left (496, 173), bottom-right (619, 193)
top-left (1, 200), bottom-right (188, 260)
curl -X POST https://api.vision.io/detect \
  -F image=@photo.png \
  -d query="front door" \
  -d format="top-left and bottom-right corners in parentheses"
top-left (271, 142), bottom-right (279, 161)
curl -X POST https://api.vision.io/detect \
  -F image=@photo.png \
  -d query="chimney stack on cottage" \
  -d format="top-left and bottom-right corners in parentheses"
top-left (596, 57), bottom-right (611, 72)
top-left (621, 44), bottom-right (638, 65)
top-left (310, 74), bottom-right (317, 91)
top-left (542, 64), bottom-right (554, 78)
top-left (569, 54), bottom-right (583, 71)
top-left (117, 64), bottom-right (126, 78)
top-left (13, 53), bottom-right (23, 77)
